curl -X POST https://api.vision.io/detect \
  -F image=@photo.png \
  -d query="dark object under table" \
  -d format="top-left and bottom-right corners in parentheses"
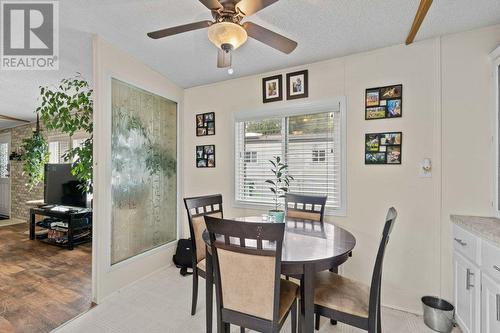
top-left (203, 216), bottom-right (356, 333)
top-left (29, 206), bottom-right (92, 250)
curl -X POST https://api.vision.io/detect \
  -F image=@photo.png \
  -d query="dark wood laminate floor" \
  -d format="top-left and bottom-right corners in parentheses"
top-left (0, 224), bottom-right (92, 333)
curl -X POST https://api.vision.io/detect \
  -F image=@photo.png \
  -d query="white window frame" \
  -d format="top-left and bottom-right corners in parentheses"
top-left (232, 97), bottom-right (347, 216)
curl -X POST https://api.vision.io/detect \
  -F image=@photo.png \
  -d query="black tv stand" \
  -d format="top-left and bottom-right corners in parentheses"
top-left (29, 206), bottom-right (92, 250)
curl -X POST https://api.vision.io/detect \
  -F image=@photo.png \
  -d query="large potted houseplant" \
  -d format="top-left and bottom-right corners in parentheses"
top-left (37, 75), bottom-right (93, 193)
top-left (22, 115), bottom-right (49, 190)
top-left (265, 156), bottom-right (294, 223)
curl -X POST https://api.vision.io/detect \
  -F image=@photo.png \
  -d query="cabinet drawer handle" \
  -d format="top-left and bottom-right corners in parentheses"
top-left (454, 238), bottom-right (467, 246)
top-left (497, 294), bottom-right (500, 322)
top-left (494, 265), bottom-right (500, 273)
top-left (466, 268), bottom-right (474, 290)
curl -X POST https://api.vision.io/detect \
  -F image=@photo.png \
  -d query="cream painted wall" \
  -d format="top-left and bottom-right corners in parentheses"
top-left (182, 25), bottom-right (500, 313)
top-left (92, 36), bottom-right (184, 303)
top-left (440, 25), bottom-right (500, 300)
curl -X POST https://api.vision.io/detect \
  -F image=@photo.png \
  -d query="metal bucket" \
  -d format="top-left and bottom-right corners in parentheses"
top-left (421, 296), bottom-right (455, 333)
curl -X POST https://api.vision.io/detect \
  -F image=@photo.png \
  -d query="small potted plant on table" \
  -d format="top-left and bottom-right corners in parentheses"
top-left (265, 156), bottom-right (294, 223)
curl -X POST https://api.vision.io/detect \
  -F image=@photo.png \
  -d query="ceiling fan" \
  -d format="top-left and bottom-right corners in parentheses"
top-left (147, 0), bottom-right (298, 69)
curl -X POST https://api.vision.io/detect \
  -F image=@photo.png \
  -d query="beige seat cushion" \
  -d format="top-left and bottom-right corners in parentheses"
top-left (279, 279), bottom-right (299, 321)
top-left (197, 258), bottom-right (206, 272)
top-left (192, 212), bottom-right (222, 263)
top-left (314, 271), bottom-right (370, 318)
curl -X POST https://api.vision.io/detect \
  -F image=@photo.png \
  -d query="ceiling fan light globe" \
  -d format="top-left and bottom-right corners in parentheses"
top-left (208, 22), bottom-right (248, 50)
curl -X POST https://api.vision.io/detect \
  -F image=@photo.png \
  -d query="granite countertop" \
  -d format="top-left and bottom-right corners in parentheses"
top-left (450, 215), bottom-right (500, 246)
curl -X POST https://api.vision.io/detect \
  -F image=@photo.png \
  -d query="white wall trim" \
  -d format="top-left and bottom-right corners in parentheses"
top-left (232, 97), bottom-right (347, 217)
top-left (491, 45), bottom-right (500, 218)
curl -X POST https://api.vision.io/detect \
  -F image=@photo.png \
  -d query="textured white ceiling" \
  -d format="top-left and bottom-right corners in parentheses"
top-left (1, 0), bottom-right (500, 126)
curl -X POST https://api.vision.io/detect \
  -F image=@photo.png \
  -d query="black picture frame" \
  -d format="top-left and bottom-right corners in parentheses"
top-left (286, 70), bottom-right (309, 100)
top-left (365, 132), bottom-right (402, 165)
top-left (365, 84), bottom-right (403, 120)
top-left (196, 145), bottom-right (216, 168)
top-left (196, 112), bottom-right (215, 137)
top-left (262, 75), bottom-right (283, 103)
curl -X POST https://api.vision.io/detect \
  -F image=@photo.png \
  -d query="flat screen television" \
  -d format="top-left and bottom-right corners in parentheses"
top-left (44, 164), bottom-right (87, 207)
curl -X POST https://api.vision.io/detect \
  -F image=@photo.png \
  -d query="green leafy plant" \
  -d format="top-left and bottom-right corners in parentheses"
top-left (37, 74), bottom-right (93, 192)
top-left (22, 123), bottom-right (49, 190)
top-left (265, 156), bottom-right (294, 212)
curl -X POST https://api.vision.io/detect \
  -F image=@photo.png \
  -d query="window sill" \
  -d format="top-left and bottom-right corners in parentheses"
top-left (232, 200), bottom-right (347, 217)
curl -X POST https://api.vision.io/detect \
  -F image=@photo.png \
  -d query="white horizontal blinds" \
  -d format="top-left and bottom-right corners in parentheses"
top-left (235, 109), bottom-right (342, 210)
top-left (287, 112), bottom-right (340, 209)
top-left (235, 118), bottom-right (283, 205)
top-left (72, 138), bottom-right (86, 163)
top-left (48, 139), bottom-right (70, 164)
top-left (48, 141), bottom-right (60, 164)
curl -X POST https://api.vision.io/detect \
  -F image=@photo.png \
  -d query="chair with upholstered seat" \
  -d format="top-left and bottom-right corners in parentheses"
top-left (285, 193), bottom-right (327, 223)
top-left (183, 194), bottom-right (224, 316)
top-left (205, 216), bottom-right (298, 333)
top-left (313, 207), bottom-right (397, 333)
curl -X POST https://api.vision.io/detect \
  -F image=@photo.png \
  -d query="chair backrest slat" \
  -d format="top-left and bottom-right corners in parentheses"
top-left (368, 207), bottom-right (397, 325)
top-left (205, 217), bottom-right (285, 324)
top-left (285, 193), bottom-right (328, 223)
top-left (183, 194), bottom-right (223, 264)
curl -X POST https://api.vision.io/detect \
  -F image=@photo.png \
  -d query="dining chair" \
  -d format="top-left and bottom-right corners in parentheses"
top-left (285, 193), bottom-right (328, 223)
top-left (205, 216), bottom-right (299, 333)
top-left (183, 194), bottom-right (223, 316)
top-left (313, 207), bottom-right (397, 333)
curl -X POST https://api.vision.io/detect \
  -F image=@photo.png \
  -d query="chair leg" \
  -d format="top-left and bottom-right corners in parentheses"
top-left (315, 313), bottom-right (320, 331)
top-left (330, 319), bottom-right (337, 325)
top-left (377, 302), bottom-right (382, 333)
top-left (240, 327), bottom-right (245, 333)
top-left (191, 269), bottom-right (198, 316)
top-left (291, 301), bottom-right (297, 333)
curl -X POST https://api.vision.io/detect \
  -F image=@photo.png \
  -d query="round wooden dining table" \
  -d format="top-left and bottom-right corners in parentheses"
top-left (203, 216), bottom-right (356, 333)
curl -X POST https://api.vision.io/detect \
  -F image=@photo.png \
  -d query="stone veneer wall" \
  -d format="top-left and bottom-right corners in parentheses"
top-left (0, 123), bottom-right (67, 221)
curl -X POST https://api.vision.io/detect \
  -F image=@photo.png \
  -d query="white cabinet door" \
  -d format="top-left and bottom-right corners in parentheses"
top-left (454, 252), bottom-right (480, 333)
top-left (482, 274), bottom-right (500, 333)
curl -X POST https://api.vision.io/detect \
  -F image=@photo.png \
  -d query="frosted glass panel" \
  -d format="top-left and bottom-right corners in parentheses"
top-left (111, 79), bottom-right (177, 265)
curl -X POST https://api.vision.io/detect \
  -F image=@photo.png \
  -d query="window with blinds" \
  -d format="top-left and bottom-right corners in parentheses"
top-left (48, 139), bottom-right (70, 164)
top-left (48, 134), bottom-right (88, 164)
top-left (235, 109), bottom-right (344, 213)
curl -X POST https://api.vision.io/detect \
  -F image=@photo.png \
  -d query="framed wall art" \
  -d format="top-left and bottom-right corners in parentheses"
top-left (286, 70), bottom-right (308, 100)
top-left (365, 132), bottom-right (402, 165)
top-left (196, 112), bottom-right (215, 136)
top-left (262, 75), bottom-right (283, 103)
top-left (196, 145), bottom-right (215, 168)
top-left (365, 84), bottom-right (403, 120)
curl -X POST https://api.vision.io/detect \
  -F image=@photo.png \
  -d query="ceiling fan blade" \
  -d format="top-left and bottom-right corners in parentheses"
top-left (0, 114), bottom-right (29, 123)
top-left (147, 20), bottom-right (212, 39)
top-left (236, 0), bottom-right (278, 16)
top-left (217, 49), bottom-right (232, 68)
top-left (243, 22), bottom-right (297, 54)
top-left (405, 0), bottom-right (433, 45)
top-left (198, 0), bottom-right (223, 11)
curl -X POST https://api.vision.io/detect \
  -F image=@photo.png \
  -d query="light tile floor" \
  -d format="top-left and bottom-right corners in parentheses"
top-left (54, 266), bottom-right (461, 333)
